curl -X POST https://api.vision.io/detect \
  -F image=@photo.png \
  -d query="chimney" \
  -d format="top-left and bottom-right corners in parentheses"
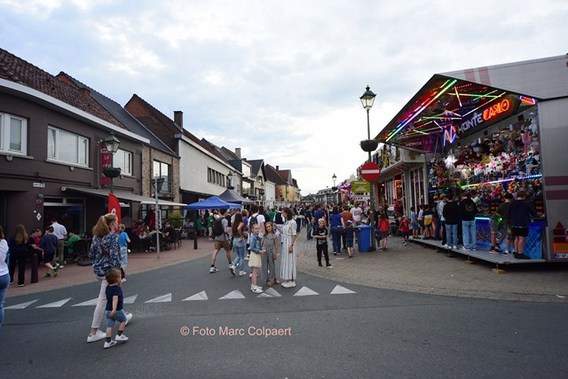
top-left (235, 148), bottom-right (241, 159)
top-left (276, 165), bottom-right (279, 171)
top-left (174, 111), bottom-right (183, 130)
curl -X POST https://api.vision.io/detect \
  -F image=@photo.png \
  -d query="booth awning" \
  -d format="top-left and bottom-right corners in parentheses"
top-left (63, 186), bottom-right (186, 207)
top-left (376, 55), bottom-right (568, 152)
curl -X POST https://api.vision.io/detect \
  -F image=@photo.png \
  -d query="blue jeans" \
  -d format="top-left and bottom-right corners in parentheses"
top-left (232, 239), bottom-right (246, 272)
top-left (445, 224), bottom-right (458, 247)
top-left (105, 309), bottom-right (127, 328)
top-left (0, 273), bottom-right (10, 327)
top-left (306, 222), bottom-right (312, 239)
top-left (330, 227), bottom-right (343, 254)
top-left (462, 220), bottom-right (476, 249)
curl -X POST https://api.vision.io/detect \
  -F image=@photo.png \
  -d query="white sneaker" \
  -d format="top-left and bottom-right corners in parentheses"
top-left (125, 312), bottom-right (133, 326)
top-left (238, 270), bottom-right (247, 276)
top-left (452, 245), bottom-right (457, 249)
top-left (104, 340), bottom-right (117, 349)
top-left (288, 280), bottom-right (296, 288)
top-left (115, 333), bottom-right (129, 342)
top-left (87, 329), bottom-right (106, 343)
top-left (251, 286), bottom-right (263, 294)
top-left (209, 266), bottom-right (218, 273)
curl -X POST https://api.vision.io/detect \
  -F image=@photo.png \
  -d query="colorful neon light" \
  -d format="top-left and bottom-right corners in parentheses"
top-left (482, 98), bottom-right (511, 121)
top-left (460, 174), bottom-right (542, 189)
top-left (386, 79), bottom-right (457, 142)
top-left (519, 96), bottom-right (537, 106)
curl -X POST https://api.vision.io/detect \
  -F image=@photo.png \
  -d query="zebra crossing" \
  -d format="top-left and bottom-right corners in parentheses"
top-left (5, 285), bottom-right (357, 310)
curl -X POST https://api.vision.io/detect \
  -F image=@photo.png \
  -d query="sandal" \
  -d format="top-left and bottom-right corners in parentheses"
top-left (266, 280), bottom-right (272, 287)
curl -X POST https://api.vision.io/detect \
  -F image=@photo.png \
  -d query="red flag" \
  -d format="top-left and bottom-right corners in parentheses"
top-left (108, 192), bottom-right (121, 225)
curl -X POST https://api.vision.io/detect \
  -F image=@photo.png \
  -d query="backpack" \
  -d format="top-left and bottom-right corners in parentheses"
top-left (274, 211), bottom-right (284, 224)
top-left (249, 214), bottom-right (259, 228)
top-left (212, 218), bottom-right (225, 236)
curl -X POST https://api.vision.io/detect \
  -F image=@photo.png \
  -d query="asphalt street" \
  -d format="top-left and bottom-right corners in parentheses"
top-left (1, 255), bottom-right (568, 378)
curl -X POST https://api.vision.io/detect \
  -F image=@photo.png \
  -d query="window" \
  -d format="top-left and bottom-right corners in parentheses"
top-left (0, 113), bottom-right (28, 155)
top-left (153, 160), bottom-right (171, 193)
top-left (207, 167), bottom-right (227, 187)
top-left (47, 126), bottom-right (88, 166)
top-left (114, 148), bottom-right (133, 176)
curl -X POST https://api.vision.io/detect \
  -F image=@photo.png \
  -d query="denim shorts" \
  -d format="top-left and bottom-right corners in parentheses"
top-left (105, 309), bottom-right (127, 328)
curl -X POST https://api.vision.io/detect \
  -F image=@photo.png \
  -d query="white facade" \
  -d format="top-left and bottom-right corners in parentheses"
top-left (177, 134), bottom-right (235, 196)
top-left (264, 180), bottom-right (276, 207)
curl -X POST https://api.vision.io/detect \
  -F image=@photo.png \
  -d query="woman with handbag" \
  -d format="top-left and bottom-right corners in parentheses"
top-left (86, 213), bottom-right (132, 343)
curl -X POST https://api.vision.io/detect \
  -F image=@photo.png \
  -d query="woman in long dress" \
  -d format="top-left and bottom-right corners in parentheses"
top-left (279, 208), bottom-right (298, 288)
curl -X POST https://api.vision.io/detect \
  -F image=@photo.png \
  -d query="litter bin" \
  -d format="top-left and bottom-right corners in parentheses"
top-left (358, 225), bottom-right (371, 252)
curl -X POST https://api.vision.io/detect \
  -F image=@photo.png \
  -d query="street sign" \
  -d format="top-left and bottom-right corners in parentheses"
top-left (351, 181), bottom-right (371, 193)
top-left (360, 161), bottom-right (380, 182)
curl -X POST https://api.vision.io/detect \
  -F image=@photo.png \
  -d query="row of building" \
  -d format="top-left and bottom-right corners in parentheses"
top-left (0, 48), bottom-right (301, 236)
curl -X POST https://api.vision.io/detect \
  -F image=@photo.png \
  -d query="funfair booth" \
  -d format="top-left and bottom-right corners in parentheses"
top-left (376, 55), bottom-right (568, 264)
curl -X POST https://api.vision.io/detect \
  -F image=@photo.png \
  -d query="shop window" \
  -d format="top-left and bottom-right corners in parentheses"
top-left (47, 126), bottom-right (89, 166)
top-left (0, 113), bottom-right (28, 155)
top-left (114, 148), bottom-right (133, 176)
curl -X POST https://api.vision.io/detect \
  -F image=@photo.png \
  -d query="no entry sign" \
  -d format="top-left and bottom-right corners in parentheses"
top-left (360, 161), bottom-right (381, 182)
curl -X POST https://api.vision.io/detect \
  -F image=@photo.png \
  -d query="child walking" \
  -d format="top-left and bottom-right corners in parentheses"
top-left (230, 212), bottom-right (247, 277)
top-left (378, 213), bottom-right (390, 251)
top-left (118, 224), bottom-right (130, 282)
top-left (399, 216), bottom-right (411, 246)
top-left (410, 207), bottom-right (419, 238)
top-left (248, 224), bottom-right (265, 294)
top-left (343, 220), bottom-right (355, 258)
top-left (104, 268), bottom-right (129, 349)
top-left (40, 226), bottom-right (59, 278)
top-left (261, 222), bottom-right (280, 286)
top-left (314, 218), bottom-right (332, 268)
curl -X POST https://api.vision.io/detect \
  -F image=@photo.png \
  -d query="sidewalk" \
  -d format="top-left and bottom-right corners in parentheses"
top-left (7, 232), bottom-right (568, 302)
top-left (7, 237), bottom-right (213, 298)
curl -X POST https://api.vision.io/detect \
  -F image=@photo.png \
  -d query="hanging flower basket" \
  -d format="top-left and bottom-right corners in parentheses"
top-left (103, 167), bottom-right (122, 178)
top-left (360, 139), bottom-right (379, 152)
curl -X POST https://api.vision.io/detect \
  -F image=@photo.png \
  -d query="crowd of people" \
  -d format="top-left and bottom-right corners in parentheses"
top-left (403, 190), bottom-right (536, 259)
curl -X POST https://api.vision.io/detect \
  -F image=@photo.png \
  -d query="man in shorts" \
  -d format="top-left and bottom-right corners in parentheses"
top-left (210, 209), bottom-right (232, 273)
top-left (508, 191), bottom-right (536, 260)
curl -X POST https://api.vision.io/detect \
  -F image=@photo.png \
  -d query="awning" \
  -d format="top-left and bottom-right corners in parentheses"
top-left (375, 55), bottom-right (568, 152)
top-left (62, 186), bottom-right (186, 207)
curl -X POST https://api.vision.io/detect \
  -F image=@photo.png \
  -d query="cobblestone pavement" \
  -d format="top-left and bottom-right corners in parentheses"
top-left (295, 231), bottom-right (568, 303)
top-left (8, 231), bottom-right (568, 303)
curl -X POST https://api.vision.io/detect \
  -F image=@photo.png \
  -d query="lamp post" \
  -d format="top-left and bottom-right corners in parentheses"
top-left (102, 133), bottom-right (121, 193)
top-left (332, 173), bottom-right (338, 204)
top-left (153, 177), bottom-right (165, 259)
top-left (360, 85), bottom-right (377, 251)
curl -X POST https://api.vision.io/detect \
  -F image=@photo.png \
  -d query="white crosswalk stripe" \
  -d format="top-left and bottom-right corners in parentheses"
top-left (293, 286), bottom-right (319, 296)
top-left (72, 298), bottom-right (99, 307)
top-left (145, 293), bottom-right (172, 303)
top-left (4, 300), bottom-right (38, 309)
top-left (330, 285), bottom-right (357, 294)
top-left (182, 291), bottom-right (208, 301)
top-left (219, 289), bottom-right (246, 300)
top-left (124, 294), bottom-right (138, 304)
top-left (5, 285), bottom-right (357, 310)
top-left (37, 298), bottom-right (72, 308)
top-left (258, 287), bottom-right (282, 298)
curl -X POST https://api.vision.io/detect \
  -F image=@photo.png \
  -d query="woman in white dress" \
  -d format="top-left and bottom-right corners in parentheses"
top-left (279, 208), bottom-right (298, 288)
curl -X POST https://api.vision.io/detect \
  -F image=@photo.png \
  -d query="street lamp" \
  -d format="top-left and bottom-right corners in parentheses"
top-left (360, 85), bottom-right (377, 251)
top-left (102, 133), bottom-right (121, 193)
top-left (153, 177), bottom-right (165, 259)
top-left (332, 173), bottom-right (338, 205)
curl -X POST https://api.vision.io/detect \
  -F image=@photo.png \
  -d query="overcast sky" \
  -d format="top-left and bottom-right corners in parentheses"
top-left (1, 0), bottom-right (566, 195)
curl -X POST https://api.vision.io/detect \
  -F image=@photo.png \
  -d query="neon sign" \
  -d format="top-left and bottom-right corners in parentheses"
top-left (458, 95), bottom-right (519, 137)
top-left (482, 98), bottom-right (511, 121)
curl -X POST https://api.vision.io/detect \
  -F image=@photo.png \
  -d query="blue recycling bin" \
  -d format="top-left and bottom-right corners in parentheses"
top-left (358, 225), bottom-right (371, 252)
